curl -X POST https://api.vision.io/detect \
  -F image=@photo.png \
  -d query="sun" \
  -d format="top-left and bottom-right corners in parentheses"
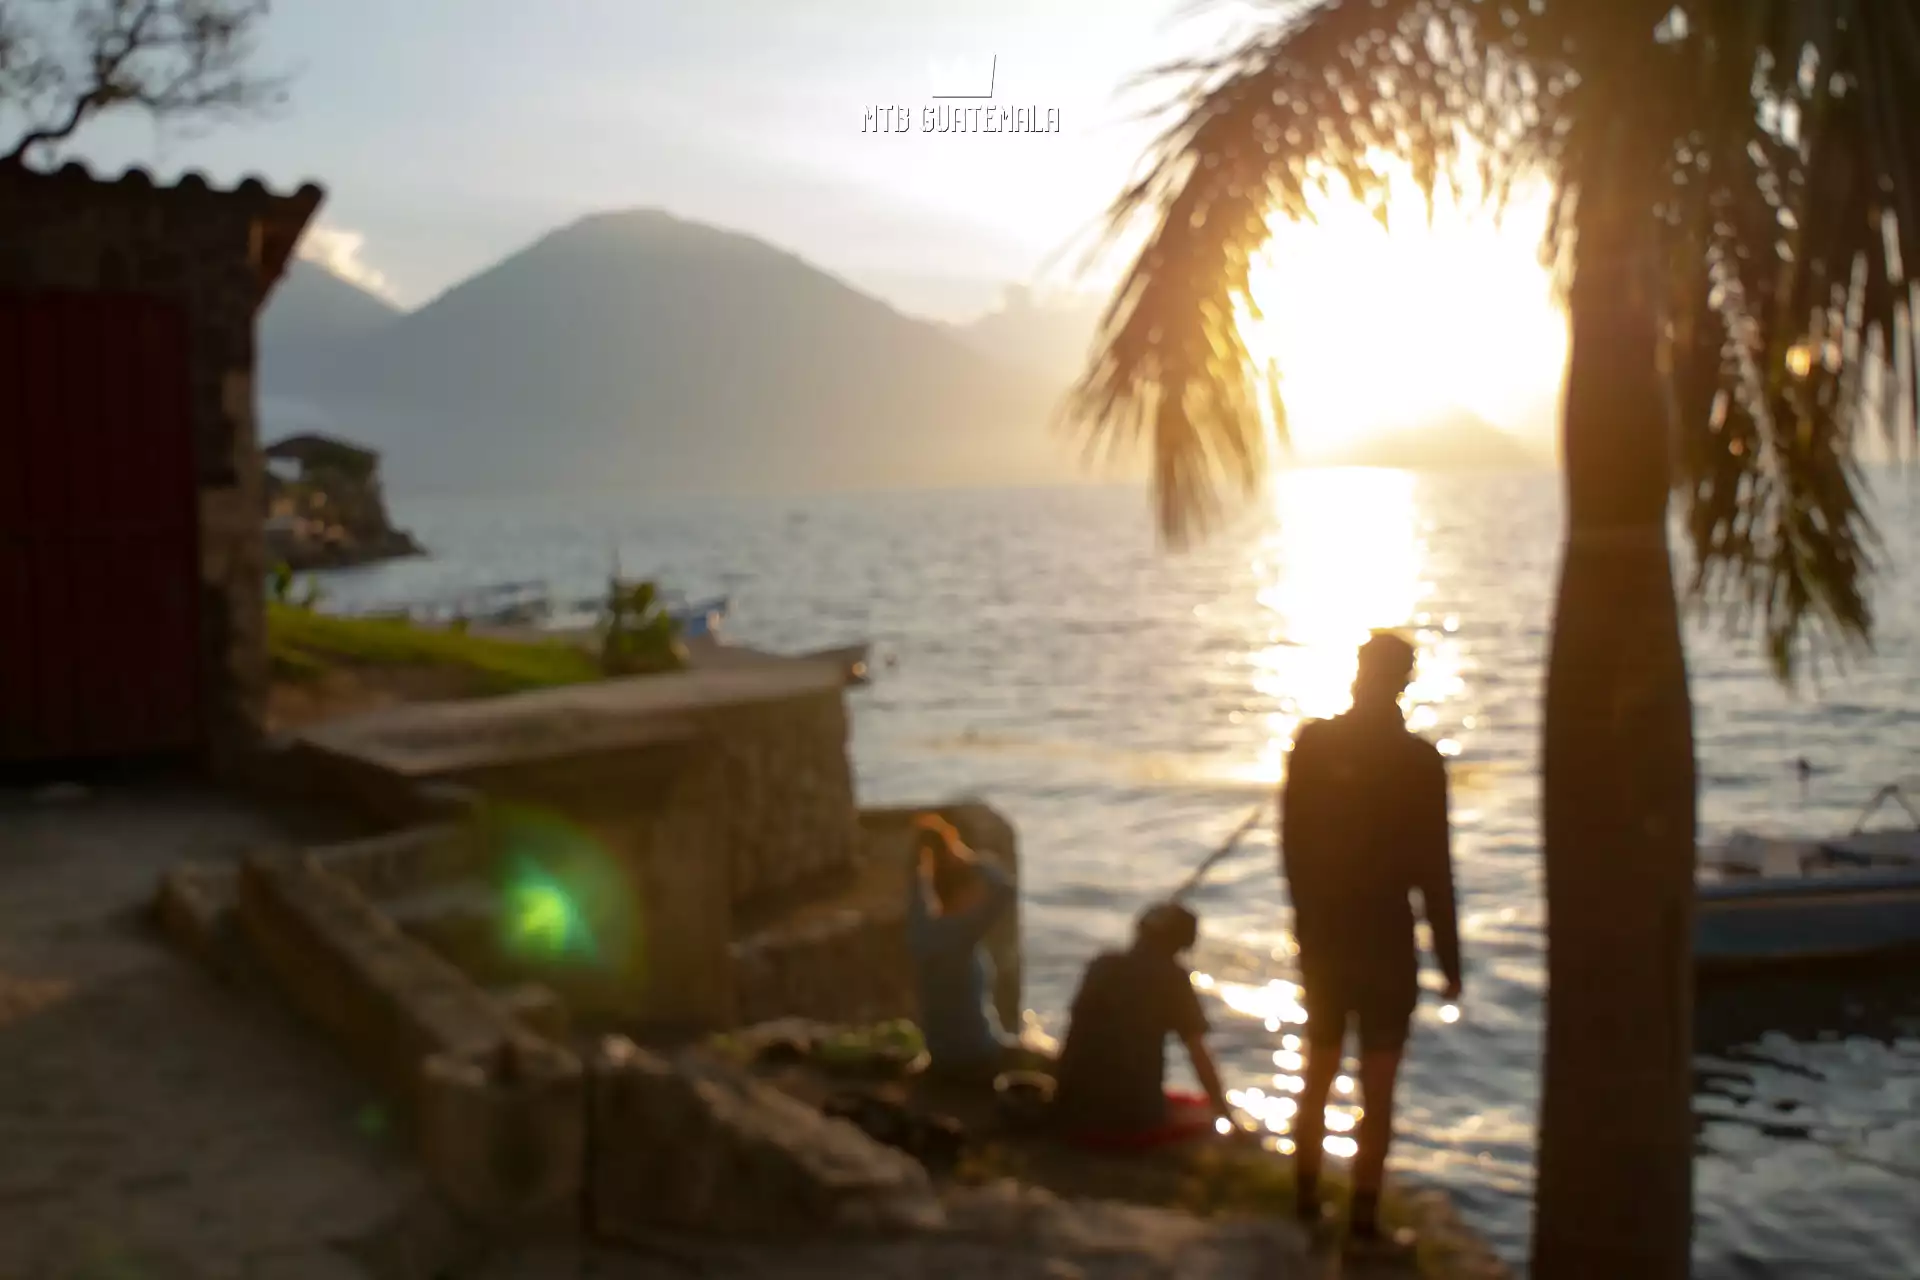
top-left (1237, 159), bottom-right (1570, 462)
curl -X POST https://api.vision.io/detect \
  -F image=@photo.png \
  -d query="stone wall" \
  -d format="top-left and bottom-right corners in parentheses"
top-left (433, 738), bottom-right (742, 1032)
top-left (243, 735), bottom-right (482, 835)
top-left (419, 1039), bottom-right (585, 1236)
top-left (699, 686), bottom-right (861, 911)
top-left (0, 164), bottom-right (322, 769)
top-left (587, 1038), bottom-right (942, 1239)
top-left (268, 675), bottom-right (1023, 1036)
top-left (731, 906), bottom-right (917, 1028)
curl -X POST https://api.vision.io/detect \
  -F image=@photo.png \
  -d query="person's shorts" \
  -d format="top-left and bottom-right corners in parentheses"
top-left (1062, 1090), bottom-right (1218, 1152)
top-left (1299, 972), bottom-right (1417, 1053)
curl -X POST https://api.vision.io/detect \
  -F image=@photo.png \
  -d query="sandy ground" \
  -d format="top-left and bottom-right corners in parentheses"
top-left (0, 781), bottom-right (431, 1280)
top-left (0, 779), bottom-right (1418, 1280)
top-left (268, 665), bottom-right (483, 734)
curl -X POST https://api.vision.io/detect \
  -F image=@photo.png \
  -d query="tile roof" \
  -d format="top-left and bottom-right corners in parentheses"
top-left (0, 159), bottom-right (326, 296)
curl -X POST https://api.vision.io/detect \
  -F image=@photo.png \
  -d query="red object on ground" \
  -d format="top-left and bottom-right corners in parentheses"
top-left (1064, 1091), bottom-right (1220, 1152)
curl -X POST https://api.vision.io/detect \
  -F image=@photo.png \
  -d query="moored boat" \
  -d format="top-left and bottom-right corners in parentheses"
top-left (668, 594), bottom-right (729, 641)
top-left (1696, 785), bottom-right (1920, 973)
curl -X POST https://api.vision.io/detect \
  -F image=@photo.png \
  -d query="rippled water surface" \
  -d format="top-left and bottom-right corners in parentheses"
top-left (319, 471), bottom-right (1920, 1278)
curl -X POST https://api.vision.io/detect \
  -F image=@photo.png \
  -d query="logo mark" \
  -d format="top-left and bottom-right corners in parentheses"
top-left (925, 54), bottom-right (997, 101)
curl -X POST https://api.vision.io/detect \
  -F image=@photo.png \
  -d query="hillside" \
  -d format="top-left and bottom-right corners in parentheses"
top-left (259, 261), bottom-right (402, 383)
top-left (269, 212), bottom-right (1076, 495)
top-left (955, 289), bottom-right (1103, 383)
top-left (1317, 412), bottom-right (1549, 471)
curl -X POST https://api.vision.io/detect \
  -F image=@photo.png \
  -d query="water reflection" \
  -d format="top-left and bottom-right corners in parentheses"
top-left (1248, 468), bottom-right (1465, 784)
top-left (1201, 967), bottom-right (1384, 1153)
top-left (1693, 971), bottom-right (1920, 1158)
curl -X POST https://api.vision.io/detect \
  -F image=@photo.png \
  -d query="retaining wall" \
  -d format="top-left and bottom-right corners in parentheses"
top-left (234, 851), bottom-right (539, 1101)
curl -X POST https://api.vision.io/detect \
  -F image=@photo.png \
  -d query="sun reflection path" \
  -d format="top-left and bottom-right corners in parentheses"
top-left (1242, 468), bottom-right (1466, 785)
top-left (1201, 971), bottom-right (1371, 1156)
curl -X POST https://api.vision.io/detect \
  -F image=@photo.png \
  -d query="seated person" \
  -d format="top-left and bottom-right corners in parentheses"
top-left (907, 814), bottom-right (1031, 1081)
top-left (1050, 901), bottom-right (1234, 1149)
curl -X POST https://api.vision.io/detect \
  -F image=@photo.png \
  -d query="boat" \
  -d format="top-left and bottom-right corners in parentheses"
top-left (1696, 785), bottom-right (1920, 973)
top-left (559, 583), bottom-right (728, 640)
top-left (344, 579), bottom-right (726, 635)
top-left (389, 580), bottom-right (552, 628)
top-left (668, 594), bottom-right (729, 641)
top-left (683, 640), bottom-right (873, 687)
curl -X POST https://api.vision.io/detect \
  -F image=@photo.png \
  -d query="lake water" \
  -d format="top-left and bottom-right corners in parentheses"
top-left (312, 470), bottom-right (1920, 1279)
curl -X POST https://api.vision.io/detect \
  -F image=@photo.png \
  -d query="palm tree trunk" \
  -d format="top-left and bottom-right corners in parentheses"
top-left (1530, 152), bottom-right (1700, 1275)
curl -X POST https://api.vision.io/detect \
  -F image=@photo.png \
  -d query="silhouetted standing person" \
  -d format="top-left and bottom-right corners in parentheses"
top-left (1280, 631), bottom-right (1461, 1247)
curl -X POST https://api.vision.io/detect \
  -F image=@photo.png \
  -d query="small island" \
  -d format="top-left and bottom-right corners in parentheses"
top-left (1320, 411), bottom-right (1551, 472)
top-left (263, 432), bottom-right (424, 571)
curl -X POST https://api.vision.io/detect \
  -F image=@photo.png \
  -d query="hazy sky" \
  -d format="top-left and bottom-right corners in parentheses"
top-left (54, 0), bottom-right (1249, 318)
top-left (35, 1), bottom-right (1568, 446)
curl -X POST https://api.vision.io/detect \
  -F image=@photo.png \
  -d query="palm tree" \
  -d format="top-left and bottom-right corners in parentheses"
top-left (1069, 2), bottom-right (1920, 1275)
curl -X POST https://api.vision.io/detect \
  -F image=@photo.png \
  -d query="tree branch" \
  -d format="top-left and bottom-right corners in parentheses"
top-left (0, 0), bottom-right (281, 167)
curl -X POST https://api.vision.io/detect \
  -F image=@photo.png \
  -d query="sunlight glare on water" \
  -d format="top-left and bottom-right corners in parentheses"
top-left (1206, 971), bottom-right (1373, 1150)
top-left (1242, 467), bottom-right (1463, 786)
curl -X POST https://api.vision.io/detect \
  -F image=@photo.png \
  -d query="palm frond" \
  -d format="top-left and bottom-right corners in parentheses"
top-left (1078, 0), bottom-right (1920, 676)
top-left (1068, 0), bottom-right (1578, 548)
top-left (1665, 0), bottom-right (1920, 677)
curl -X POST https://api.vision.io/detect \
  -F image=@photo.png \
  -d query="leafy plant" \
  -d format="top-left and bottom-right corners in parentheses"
top-left (267, 561), bottom-right (323, 611)
top-left (598, 577), bottom-right (685, 676)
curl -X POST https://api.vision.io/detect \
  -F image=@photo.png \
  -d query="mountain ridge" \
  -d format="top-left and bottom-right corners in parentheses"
top-left (261, 209), bottom-right (1080, 495)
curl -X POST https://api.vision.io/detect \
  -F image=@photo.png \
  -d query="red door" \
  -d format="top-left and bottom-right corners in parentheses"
top-left (0, 292), bottom-right (203, 763)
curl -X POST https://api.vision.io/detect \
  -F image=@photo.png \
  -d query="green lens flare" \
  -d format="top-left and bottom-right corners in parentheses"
top-left (482, 804), bottom-right (640, 979)
top-left (500, 855), bottom-right (599, 961)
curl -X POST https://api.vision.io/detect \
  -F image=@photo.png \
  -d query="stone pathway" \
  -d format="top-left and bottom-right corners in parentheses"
top-left (0, 782), bottom-right (421, 1280)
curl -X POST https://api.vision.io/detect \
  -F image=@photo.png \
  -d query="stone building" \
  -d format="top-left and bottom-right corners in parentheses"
top-left (0, 162), bottom-right (323, 772)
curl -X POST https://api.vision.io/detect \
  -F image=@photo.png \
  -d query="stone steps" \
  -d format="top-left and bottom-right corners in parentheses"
top-left (235, 851), bottom-right (541, 1099)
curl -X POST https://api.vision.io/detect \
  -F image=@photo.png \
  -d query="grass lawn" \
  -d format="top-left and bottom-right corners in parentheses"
top-left (268, 603), bottom-right (604, 694)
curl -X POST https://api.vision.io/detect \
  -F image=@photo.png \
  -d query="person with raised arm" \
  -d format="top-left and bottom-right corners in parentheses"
top-left (906, 813), bottom-right (1024, 1082)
